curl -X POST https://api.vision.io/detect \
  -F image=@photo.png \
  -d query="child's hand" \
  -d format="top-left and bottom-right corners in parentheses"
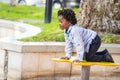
top-left (73, 59), bottom-right (81, 63)
top-left (61, 56), bottom-right (70, 60)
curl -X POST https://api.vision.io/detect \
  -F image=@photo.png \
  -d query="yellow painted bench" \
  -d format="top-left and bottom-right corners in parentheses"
top-left (52, 58), bottom-right (120, 80)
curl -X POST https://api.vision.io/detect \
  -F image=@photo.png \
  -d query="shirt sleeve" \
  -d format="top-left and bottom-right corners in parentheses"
top-left (64, 33), bottom-right (73, 58)
top-left (73, 29), bottom-right (84, 61)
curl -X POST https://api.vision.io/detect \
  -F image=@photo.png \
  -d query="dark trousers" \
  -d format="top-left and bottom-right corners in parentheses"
top-left (84, 35), bottom-right (114, 62)
top-left (85, 35), bottom-right (102, 61)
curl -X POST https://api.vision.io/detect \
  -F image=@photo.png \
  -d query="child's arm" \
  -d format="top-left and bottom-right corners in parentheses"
top-left (64, 31), bottom-right (73, 59)
top-left (65, 41), bottom-right (73, 58)
top-left (73, 29), bottom-right (84, 61)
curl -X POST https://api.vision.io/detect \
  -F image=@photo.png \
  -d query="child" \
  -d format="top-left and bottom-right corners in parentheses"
top-left (58, 9), bottom-right (114, 62)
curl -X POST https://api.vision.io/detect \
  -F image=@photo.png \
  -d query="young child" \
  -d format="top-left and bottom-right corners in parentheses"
top-left (58, 9), bottom-right (114, 62)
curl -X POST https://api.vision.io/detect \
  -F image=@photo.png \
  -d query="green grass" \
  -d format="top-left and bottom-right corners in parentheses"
top-left (99, 34), bottom-right (120, 44)
top-left (0, 2), bottom-right (120, 43)
top-left (0, 3), bottom-right (44, 20)
top-left (21, 22), bottom-right (65, 42)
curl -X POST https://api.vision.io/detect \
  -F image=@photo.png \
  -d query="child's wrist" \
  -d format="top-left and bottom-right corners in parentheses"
top-left (65, 54), bottom-right (71, 58)
top-left (76, 57), bottom-right (83, 61)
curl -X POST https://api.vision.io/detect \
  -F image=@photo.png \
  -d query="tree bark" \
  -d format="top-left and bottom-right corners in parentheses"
top-left (77, 0), bottom-right (120, 34)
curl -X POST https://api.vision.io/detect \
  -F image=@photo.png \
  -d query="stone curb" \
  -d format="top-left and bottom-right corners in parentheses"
top-left (0, 39), bottom-right (120, 54)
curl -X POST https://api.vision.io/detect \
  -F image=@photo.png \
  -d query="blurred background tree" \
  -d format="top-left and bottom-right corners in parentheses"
top-left (77, 0), bottom-right (120, 34)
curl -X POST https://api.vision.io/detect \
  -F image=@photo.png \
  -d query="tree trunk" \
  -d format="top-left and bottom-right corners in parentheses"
top-left (77, 0), bottom-right (120, 34)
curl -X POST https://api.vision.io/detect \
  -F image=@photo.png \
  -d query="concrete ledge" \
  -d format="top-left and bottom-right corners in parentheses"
top-left (0, 38), bottom-right (120, 54)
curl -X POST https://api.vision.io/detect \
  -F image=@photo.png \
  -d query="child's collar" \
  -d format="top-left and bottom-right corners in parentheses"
top-left (65, 25), bottom-right (73, 34)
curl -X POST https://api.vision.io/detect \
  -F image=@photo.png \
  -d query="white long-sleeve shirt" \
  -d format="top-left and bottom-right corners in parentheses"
top-left (64, 25), bottom-right (97, 61)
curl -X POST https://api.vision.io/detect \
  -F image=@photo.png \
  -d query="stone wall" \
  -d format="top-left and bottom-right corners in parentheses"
top-left (0, 42), bottom-right (120, 80)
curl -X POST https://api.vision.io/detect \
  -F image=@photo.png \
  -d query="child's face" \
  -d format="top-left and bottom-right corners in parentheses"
top-left (58, 15), bottom-right (70, 30)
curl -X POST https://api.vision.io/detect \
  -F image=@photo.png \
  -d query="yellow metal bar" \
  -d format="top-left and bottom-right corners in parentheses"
top-left (52, 58), bottom-right (120, 66)
top-left (74, 62), bottom-right (120, 66)
top-left (52, 58), bottom-right (72, 62)
top-left (74, 62), bottom-right (93, 66)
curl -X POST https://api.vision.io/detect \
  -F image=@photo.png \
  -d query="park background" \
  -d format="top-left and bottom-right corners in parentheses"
top-left (0, 0), bottom-right (120, 80)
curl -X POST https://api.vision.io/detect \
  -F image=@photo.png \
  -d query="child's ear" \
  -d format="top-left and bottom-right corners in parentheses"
top-left (67, 22), bottom-right (71, 26)
top-left (69, 22), bottom-right (71, 25)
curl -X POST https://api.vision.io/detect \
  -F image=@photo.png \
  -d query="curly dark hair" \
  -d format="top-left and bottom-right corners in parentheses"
top-left (58, 9), bottom-right (77, 25)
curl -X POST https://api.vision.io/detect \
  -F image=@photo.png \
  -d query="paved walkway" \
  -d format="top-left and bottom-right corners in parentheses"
top-left (0, 19), bottom-right (41, 40)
